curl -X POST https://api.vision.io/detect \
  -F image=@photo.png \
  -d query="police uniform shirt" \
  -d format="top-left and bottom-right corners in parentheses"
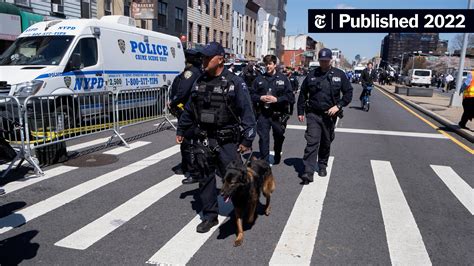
top-left (169, 65), bottom-right (201, 107)
top-left (249, 72), bottom-right (294, 113)
top-left (297, 67), bottom-right (353, 115)
top-left (177, 68), bottom-right (256, 147)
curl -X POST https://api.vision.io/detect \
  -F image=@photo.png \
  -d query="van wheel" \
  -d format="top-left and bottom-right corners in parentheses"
top-left (425, 85), bottom-right (429, 88)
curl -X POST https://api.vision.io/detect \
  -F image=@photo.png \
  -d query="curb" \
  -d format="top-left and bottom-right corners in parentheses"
top-left (375, 84), bottom-right (474, 143)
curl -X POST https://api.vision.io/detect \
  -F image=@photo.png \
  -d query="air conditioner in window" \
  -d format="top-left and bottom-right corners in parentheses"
top-left (197, 5), bottom-right (202, 11)
top-left (219, 14), bottom-right (223, 19)
top-left (52, 3), bottom-right (64, 13)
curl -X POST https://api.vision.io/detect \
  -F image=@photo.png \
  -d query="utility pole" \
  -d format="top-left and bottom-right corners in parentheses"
top-left (450, 0), bottom-right (472, 107)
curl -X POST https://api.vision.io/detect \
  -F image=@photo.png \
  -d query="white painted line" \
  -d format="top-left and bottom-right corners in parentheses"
top-left (431, 165), bottom-right (474, 215)
top-left (67, 133), bottom-right (125, 152)
top-left (154, 118), bottom-right (177, 126)
top-left (286, 125), bottom-right (447, 139)
top-left (0, 145), bottom-right (180, 235)
top-left (0, 161), bottom-right (20, 172)
top-left (146, 197), bottom-right (234, 265)
top-left (3, 166), bottom-right (78, 195)
top-left (55, 174), bottom-right (184, 250)
top-left (371, 160), bottom-right (431, 265)
top-left (103, 141), bottom-right (150, 155)
top-left (269, 157), bottom-right (334, 265)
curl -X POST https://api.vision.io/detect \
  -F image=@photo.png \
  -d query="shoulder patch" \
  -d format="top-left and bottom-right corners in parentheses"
top-left (332, 76), bottom-right (341, 82)
top-left (184, 71), bottom-right (193, 79)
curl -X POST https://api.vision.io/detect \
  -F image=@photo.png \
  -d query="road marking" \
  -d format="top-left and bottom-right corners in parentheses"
top-left (2, 166), bottom-right (78, 195)
top-left (431, 165), bottom-right (474, 215)
top-left (103, 141), bottom-right (150, 155)
top-left (376, 86), bottom-right (474, 154)
top-left (67, 133), bottom-right (125, 152)
top-left (286, 125), bottom-right (448, 139)
top-left (0, 161), bottom-right (20, 172)
top-left (269, 157), bottom-right (334, 265)
top-left (371, 160), bottom-right (431, 265)
top-left (55, 174), bottom-right (183, 250)
top-left (154, 118), bottom-right (177, 126)
top-left (146, 197), bottom-right (233, 265)
top-left (0, 145), bottom-right (180, 234)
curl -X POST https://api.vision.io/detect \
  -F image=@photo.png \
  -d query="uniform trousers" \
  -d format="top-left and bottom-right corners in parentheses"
top-left (303, 112), bottom-right (336, 174)
top-left (257, 114), bottom-right (286, 162)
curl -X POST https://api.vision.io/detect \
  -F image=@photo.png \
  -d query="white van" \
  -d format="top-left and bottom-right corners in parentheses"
top-left (0, 15), bottom-right (184, 99)
top-left (405, 69), bottom-right (432, 88)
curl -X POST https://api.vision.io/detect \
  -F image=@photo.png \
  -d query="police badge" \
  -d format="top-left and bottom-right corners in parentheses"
top-left (118, 39), bottom-right (126, 54)
top-left (184, 70), bottom-right (193, 79)
top-left (64, 76), bottom-right (71, 88)
top-left (171, 47), bottom-right (176, 58)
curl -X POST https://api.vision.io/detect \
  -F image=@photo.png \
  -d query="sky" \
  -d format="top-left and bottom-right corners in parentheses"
top-left (285, 0), bottom-right (472, 61)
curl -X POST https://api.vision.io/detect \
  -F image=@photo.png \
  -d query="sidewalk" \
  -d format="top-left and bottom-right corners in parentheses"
top-left (376, 84), bottom-right (474, 143)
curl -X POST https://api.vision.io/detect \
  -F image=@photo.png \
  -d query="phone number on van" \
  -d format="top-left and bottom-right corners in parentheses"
top-left (125, 77), bottom-right (160, 86)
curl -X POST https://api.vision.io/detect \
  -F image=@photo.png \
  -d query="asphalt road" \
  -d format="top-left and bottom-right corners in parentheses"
top-left (0, 83), bottom-right (472, 265)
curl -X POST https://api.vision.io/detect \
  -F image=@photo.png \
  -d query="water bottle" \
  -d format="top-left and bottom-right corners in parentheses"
top-left (264, 88), bottom-right (272, 109)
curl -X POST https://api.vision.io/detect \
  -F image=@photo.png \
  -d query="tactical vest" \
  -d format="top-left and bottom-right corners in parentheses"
top-left (191, 72), bottom-right (239, 128)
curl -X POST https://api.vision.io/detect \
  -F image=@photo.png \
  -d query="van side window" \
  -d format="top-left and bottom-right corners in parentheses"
top-left (70, 38), bottom-right (98, 69)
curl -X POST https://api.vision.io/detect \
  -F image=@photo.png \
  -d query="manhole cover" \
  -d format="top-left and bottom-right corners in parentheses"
top-left (64, 154), bottom-right (118, 167)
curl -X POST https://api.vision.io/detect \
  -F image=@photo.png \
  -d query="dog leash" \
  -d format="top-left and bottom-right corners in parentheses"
top-left (241, 148), bottom-right (253, 166)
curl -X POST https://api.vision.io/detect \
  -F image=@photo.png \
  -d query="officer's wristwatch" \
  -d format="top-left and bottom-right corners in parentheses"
top-left (336, 104), bottom-right (342, 110)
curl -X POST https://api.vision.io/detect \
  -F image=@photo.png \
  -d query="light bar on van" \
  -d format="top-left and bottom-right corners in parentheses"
top-left (13, 80), bottom-right (44, 97)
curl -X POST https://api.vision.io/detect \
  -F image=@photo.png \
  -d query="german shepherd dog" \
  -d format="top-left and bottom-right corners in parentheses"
top-left (220, 158), bottom-right (276, 246)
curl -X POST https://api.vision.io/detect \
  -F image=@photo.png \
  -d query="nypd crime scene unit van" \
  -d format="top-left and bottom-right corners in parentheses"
top-left (0, 16), bottom-right (185, 120)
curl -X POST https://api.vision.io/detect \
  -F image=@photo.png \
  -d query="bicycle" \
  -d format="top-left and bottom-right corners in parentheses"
top-left (361, 86), bottom-right (373, 112)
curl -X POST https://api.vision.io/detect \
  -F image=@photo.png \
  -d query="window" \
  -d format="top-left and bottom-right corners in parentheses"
top-left (197, 0), bottom-right (201, 7)
top-left (188, 0), bottom-right (193, 8)
top-left (188, 22), bottom-right (193, 43)
top-left (158, 1), bottom-right (167, 28)
top-left (246, 16), bottom-right (248, 32)
top-left (81, 0), bottom-right (91, 18)
top-left (104, 0), bottom-right (112, 15)
top-left (197, 25), bottom-right (202, 43)
top-left (226, 32), bottom-right (229, 48)
top-left (51, 0), bottom-right (64, 14)
top-left (220, 2), bottom-right (223, 17)
top-left (254, 19), bottom-right (256, 34)
top-left (213, 0), bottom-right (217, 17)
top-left (213, 30), bottom-right (217, 42)
top-left (220, 31), bottom-right (223, 45)
top-left (205, 27), bottom-right (209, 44)
top-left (124, 0), bottom-right (130, 16)
top-left (175, 7), bottom-right (183, 33)
top-left (205, 0), bottom-right (209, 14)
top-left (15, 0), bottom-right (30, 7)
top-left (236, 15), bottom-right (239, 28)
top-left (66, 38), bottom-right (98, 71)
top-left (226, 4), bottom-right (230, 20)
top-left (245, 40), bottom-right (248, 55)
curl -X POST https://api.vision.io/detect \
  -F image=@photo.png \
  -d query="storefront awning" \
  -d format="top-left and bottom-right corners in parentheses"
top-left (20, 11), bottom-right (43, 31)
top-left (0, 2), bottom-right (21, 16)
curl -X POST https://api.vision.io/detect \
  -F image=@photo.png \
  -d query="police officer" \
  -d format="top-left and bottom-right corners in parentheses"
top-left (297, 48), bottom-right (353, 184)
top-left (169, 49), bottom-right (202, 184)
top-left (287, 70), bottom-right (299, 115)
top-left (176, 42), bottom-right (256, 233)
top-left (242, 62), bottom-right (260, 88)
top-left (250, 55), bottom-right (294, 165)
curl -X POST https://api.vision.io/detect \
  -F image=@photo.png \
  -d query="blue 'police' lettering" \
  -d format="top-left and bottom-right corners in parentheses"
top-left (129, 40), bottom-right (169, 58)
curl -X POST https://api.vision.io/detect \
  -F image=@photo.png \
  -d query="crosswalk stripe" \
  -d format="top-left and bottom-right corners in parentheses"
top-left (371, 160), bottom-right (431, 265)
top-left (430, 165), bottom-right (474, 215)
top-left (67, 133), bottom-right (124, 152)
top-left (55, 174), bottom-right (184, 250)
top-left (146, 197), bottom-right (234, 265)
top-left (269, 157), bottom-right (334, 265)
top-left (102, 141), bottom-right (150, 155)
top-left (3, 166), bottom-right (78, 195)
top-left (0, 145), bottom-right (180, 234)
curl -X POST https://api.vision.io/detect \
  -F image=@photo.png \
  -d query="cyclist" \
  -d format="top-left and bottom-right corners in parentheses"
top-left (360, 62), bottom-right (377, 108)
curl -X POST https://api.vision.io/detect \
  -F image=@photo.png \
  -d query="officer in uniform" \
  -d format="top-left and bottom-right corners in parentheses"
top-left (250, 55), bottom-right (294, 164)
top-left (242, 62), bottom-right (260, 88)
top-left (169, 49), bottom-right (202, 183)
top-left (297, 48), bottom-right (353, 184)
top-left (176, 42), bottom-right (256, 233)
top-left (287, 70), bottom-right (299, 114)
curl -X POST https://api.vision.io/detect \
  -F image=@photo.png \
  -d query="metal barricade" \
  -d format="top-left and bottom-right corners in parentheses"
top-left (0, 95), bottom-right (41, 177)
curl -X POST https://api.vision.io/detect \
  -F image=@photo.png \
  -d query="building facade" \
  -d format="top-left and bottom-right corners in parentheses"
top-left (231, 0), bottom-right (245, 60)
top-left (244, 0), bottom-right (257, 60)
top-left (210, 0), bottom-right (232, 52)
top-left (255, 7), bottom-right (277, 60)
top-left (381, 33), bottom-right (440, 68)
top-left (281, 34), bottom-right (318, 67)
top-left (253, 0), bottom-right (286, 57)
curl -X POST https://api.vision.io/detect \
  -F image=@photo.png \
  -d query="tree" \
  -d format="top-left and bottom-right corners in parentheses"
top-left (403, 56), bottom-right (427, 73)
top-left (451, 33), bottom-right (474, 51)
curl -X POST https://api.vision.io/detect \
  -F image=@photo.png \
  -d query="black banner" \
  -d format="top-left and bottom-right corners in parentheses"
top-left (308, 9), bottom-right (474, 33)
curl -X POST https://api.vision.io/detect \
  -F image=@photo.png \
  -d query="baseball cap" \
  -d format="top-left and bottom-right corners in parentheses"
top-left (200, 42), bottom-right (225, 57)
top-left (318, 48), bottom-right (332, 60)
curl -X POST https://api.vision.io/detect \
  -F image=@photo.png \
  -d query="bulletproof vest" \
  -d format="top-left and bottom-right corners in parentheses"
top-left (192, 73), bottom-right (238, 128)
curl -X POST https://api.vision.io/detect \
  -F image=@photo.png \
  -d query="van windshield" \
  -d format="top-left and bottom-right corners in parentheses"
top-left (414, 70), bottom-right (430, 76)
top-left (0, 36), bottom-right (74, 66)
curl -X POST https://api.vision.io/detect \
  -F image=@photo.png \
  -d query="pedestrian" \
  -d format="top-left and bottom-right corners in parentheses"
top-left (169, 49), bottom-right (202, 184)
top-left (297, 48), bottom-right (353, 184)
top-left (249, 55), bottom-right (294, 164)
top-left (176, 42), bottom-right (256, 233)
top-left (445, 73), bottom-right (454, 92)
top-left (359, 62), bottom-right (377, 105)
top-left (458, 71), bottom-right (474, 129)
top-left (436, 74), bottom-right (442, 89)
top-left (242, 62), bottom-right (260, 88)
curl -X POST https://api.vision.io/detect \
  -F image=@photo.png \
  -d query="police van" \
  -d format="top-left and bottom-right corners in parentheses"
top-left (0, 15), bottom-right (184, 120)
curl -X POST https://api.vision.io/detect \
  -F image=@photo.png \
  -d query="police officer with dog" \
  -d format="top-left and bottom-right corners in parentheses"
top-left (169, 49), bottom-right (202, 184)
top-left (297, 48), bottom-right (353, 184)
top-left (250, 55), bottom-right (294, 165)
top-left (176, 42), bottom-right (256, 233)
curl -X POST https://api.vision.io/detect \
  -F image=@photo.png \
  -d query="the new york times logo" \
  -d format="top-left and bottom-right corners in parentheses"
top-left (308, 9), bottom-right (474, 33)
